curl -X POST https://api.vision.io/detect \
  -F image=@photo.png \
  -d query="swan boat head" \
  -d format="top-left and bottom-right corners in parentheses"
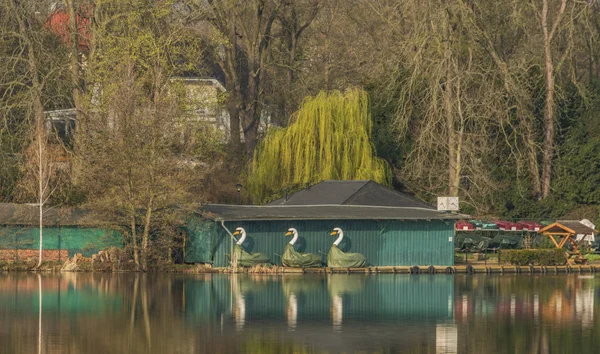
top-left (233, 227), bottom-right (246, 245)
top-left (330, 227), bottom-right (344, 246)
top-left (285, 228), bottom-right (299, 245)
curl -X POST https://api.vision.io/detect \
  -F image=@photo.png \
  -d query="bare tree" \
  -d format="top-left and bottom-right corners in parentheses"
top-left (0, 0), bottom-right (66, 266)
top-left (199, 0), bottom-right (282, 155)
top-left (536, 0), bottom-right (568, 198)
top-left (360, 1), bottom-right (505, 208)
top-left (76, 0), bottom-right (214, 270)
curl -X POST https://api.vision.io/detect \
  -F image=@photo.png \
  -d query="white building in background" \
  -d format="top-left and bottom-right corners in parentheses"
top-left (171, 77), bottom-right (273, 142)
top-left (44, 77), bottom-right (276, 157)
top-left (169, 77), bottom-right (230, 140)
top-left (578, 219), bottom-right (596, 245)
top-left (44, 78), bottom-right (232, 145)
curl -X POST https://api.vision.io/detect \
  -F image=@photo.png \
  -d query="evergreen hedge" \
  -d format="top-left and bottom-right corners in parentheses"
top-left (501, 249), bottom-right (567, 266)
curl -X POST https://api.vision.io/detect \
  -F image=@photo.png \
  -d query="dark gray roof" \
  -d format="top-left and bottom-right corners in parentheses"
top-left (268, 180), bottom-right (434, 209)
top-left (200, 204), bottom-right (466, 221)
top-left (0, 203), bottom-right (112, 226)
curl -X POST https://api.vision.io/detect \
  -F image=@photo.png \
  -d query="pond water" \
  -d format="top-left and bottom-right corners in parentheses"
top-left (0, 273), bottom-right (598, 353)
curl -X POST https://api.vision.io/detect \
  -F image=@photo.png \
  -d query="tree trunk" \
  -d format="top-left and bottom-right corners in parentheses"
top-left (539, 0), bottom-right (567, 199)
top-left (447, 109), bottom-right (458, 196)
top-left (209, 1), bottom-right (280, 156)
top-left (443, 13), bottom-right (459, 197)
top-left (243, 110), bottom-right (260, 155)
top-left (526, 127), bottom-right (542, 197)
top-left (454, 78), bottom-right (465, 198)
top-left (35, 98), bottom-right (45, 269)
top-left (287, 33), bottom-right (297, 86)
top-left (222, 20), bottom-right (242, 152)
top-left (36, 101), bottom-right (45, 268)
top-left (38, 180), bottom-right (43, 267)
top-left (540, 38), bottom-right (555, 199)
top-left (15, 0), bottom-right (47, 268)
top-left (141, 196), bottom-right (153, 271)
top-left (130, 213), bottom-right (140, 270)
top-left (227, 99), bottom-right (242, 153)
top-left (242, 55), bottom-right (261, 155)
top-left (67, 0), bottom-right (84, 144)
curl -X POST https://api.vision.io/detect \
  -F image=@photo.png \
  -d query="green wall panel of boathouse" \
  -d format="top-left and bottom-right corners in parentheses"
top-left (184, 219), bottom-right (454, 267)
top-left (0, 226), bottom-right (122, 258)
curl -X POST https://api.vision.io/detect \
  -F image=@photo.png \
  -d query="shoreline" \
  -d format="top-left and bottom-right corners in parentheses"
top-left (1, 261), bottom-right (598, 275)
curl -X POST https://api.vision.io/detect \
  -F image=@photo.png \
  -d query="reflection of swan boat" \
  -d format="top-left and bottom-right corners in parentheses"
top-left (327, 275), bottom-right (367, 330)
top-left (231, 275), bottom-right (281, 330)
top-left (327, 228), bottom-right (367, 268)
top-left (232, 227), bottom-right (270, 267)
top-left (331, 294), bottom-right (343, 331)
top-left (282, 276), bottom-right (324, 330)
top-left (230, 276), bottom-right (246, 331)
top-left (327, 275), bottom-right (366, 295)
top-left (282, 275), bottom-right (323, 297)
top-left (287, 294), bottom-right (298, 329)
top-left (282, 228), bottom-right (322, 267)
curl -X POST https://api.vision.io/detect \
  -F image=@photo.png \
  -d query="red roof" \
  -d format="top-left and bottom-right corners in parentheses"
top-left (456, 221), bottom-right (474, 231)
top-left (493, 220), bottom-right (522, 231)
top-left (517, 221), bottom-right (543, 231)
top-left (46, 4), bottom-right (91, 51)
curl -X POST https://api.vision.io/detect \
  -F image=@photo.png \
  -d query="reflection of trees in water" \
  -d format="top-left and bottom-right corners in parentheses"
top-left (0, 274), bottom-right (239, 353)
top-left (1, 274), bottom-right (599, 353)
top-left (454, 275), bottom-right (598, 353)
top-left (37, 274), bottom-right (41, 354)
top-left (454, 275), bottom-right (596, 325)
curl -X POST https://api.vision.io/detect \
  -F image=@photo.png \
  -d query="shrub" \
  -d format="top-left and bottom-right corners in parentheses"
top-left (501, 249), bottom-right (567, 266)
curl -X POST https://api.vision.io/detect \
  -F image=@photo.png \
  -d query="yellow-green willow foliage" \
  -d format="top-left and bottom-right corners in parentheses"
top-left (248, 88), bottom-right (391, 203)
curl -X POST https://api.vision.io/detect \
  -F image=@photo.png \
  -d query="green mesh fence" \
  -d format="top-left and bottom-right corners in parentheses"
top-left (0, 226), bottom-right (122, 258)
top-left (183, 218), bottom-right (226, 264)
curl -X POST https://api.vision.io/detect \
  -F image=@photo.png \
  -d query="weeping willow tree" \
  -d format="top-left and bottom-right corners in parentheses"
top-left (248, 88), bottom-right (390, 203)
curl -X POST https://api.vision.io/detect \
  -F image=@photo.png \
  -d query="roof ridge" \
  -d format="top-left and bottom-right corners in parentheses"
top-left (377, 183), bottom-right (433, 205)
top-left (340, 181), bottom-right (434, 209)
top-left (340, 180), bottom-right (371, 205)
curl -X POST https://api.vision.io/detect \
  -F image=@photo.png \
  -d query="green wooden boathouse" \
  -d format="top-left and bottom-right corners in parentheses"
top-left (185, 181), bottom-right (465, 267)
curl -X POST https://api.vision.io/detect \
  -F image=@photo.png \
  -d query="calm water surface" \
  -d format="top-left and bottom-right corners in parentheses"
top-left (0, 273), bottom-right (597, 353)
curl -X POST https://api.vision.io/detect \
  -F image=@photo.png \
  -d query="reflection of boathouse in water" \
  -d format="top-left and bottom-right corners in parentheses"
top-left (186, 181), bottom-right (465, 267)
top-left (183, 274), bottom-right (458, 353)
top-left (185, 274), bottom-right (455, 322)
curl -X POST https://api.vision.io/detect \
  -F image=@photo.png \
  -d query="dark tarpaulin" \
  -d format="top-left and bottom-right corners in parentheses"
top-left (281, 244), bottom-right (322, 267)
top-left (327, 244), bottom-right (367, 268)
top-left (232, 244), bottom-right (270, 267)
